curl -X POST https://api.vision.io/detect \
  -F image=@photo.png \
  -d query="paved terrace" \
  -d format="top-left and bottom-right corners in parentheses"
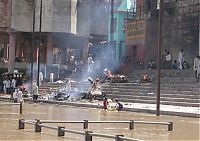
top-left (0, 96), bottom-right (199, 118)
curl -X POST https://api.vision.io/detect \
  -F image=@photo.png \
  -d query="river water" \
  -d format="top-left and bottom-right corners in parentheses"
top-left (0, 102), bottom-right (199, 141)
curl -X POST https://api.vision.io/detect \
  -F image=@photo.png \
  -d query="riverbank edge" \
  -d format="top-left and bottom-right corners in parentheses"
top-left (0, 97), bottom-right (199, 118)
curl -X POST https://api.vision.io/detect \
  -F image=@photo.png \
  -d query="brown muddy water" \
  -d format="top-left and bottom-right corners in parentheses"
top-left (0, 102), bottom-right (199, 141)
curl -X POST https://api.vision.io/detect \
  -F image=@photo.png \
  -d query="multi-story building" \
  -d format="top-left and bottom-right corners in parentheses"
top-left (108, 0), bottom-right (133, 63)
top-left (125, 0), bottom-right (199, 67)
top-left (0, 0), bottom-right (94, 79)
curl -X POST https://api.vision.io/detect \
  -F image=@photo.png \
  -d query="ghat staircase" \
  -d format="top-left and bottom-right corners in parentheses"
top-left (39, 69), bottom-right (200, 107)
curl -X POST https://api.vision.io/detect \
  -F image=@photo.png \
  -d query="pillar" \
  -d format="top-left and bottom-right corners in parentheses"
top-left (46, 34), bottom-right (53, 64)
top-left (61, 48), bottom-right (67, 65)
top-left (199, 20), bottom-right (200, 56)
top-left (3, 43), bottom-right (8, 59)
top-left (82, 37), bottom-right (89, 62)
top-left (8, 32), bottom-right (16, 73)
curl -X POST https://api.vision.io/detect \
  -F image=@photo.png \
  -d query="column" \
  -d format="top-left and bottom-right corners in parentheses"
top-left (199, 20), bottom-right (200, 56)
top-left (82, 37), bottom-right (89, 62)
top-left (46, 34), bottom-right (53, 64)
top-left (3, 43), bottom-right (8, 59)
top-left (61, 48), bottom-right (66, 65)
top-left (8, 32), bottom-right (16, 73)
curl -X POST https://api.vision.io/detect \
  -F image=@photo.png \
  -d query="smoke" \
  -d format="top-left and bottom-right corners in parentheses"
top-left (26, 63), bottom-right (46, 81)
top-left (77, 42), bottom-right (120, 82)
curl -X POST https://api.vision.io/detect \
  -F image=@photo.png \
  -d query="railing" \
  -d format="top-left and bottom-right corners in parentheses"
top-left (0, 102), bottom-right (23, 114)
top-left (38, 120), bottom-right (173, 131)
top-left (19, 119), bottom-right (174, 141)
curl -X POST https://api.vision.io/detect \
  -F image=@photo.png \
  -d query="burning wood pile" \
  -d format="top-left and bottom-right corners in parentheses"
top-left (104, 68), bottom-right (128, 83)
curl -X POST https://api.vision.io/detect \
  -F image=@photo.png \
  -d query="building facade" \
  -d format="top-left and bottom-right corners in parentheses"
top-left (125, 0), bottom-right (199, 67)
top-left (0, 0), bottom-right (92, 78)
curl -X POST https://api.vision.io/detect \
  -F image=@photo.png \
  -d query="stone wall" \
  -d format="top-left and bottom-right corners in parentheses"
top-left (10, 0), bottom-right (76, 33)
top-left (76, 0), bottom-right (91, 37)
top-left (144, 0), bottom-right (199, 67)
top-left (51, 0), bottom-right (72, 33)
top-left (162, 0), bottom-right (199, 66)
top-left (0, 0), bottom-right (11, 31)
top-left (90, 0), bottom-right (110, 36)
top-left (11, 0), bottom-right (33, 32)
top-left (144, 18), bottom-right (159, 62)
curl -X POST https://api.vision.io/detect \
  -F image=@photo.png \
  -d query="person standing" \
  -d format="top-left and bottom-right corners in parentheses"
top-left (197, 58), bottom-right (200, 82)
top-left (193, 56), bottom-right (200, 80)
top-left (162, 48), bottom-right (168, 61)
top-left (39, 72), bottom-right (43, 85)
top-left (3, 78), bottom-right (11, 95)
top-left (32, 82), bottom-right (39, 103)
top-left (172, 60), bottom-right (178, 69)
top-left (87, 54), bottom-right (93, 72)
top-left (66, 78), bottom-right (72, 92)
top-left (11, 77), bottom-right (16, 93)
top-left (165, 52), bottom-right (172, 69)
top-left (50, 72), bottom-right (54, 83)
top-left (177, 49), bottom-right (184, 69)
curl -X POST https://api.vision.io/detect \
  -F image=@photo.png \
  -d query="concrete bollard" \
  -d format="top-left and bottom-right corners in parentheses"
top-left (85, 131), bottom-right (92, 141)
top-left (84, 120), bottom-right (88, 129)
top-left (58, 126), bottom-right (65, 136)
top-left (129, 120), bottom-right (134, 130)
top-left (20, 103), bottom-right (22, 114)
top-left (18, 119), bottom-right (25, 129)
top-left (115, 135), bottom-right (124, 141)
top-left (35, 119), bottom-right (41, 132)
top-left (168, 122), bottom-right (173, 131)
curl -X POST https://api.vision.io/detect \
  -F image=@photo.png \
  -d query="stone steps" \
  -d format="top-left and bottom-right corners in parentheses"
top-left (127, 69), bottom-right (196, 82)
top-left (116, 98), bottom-right (200, 107)
top-left (103, 90), bottom-right (200, 98)
top-left (105, 93), bottom-right (199, 103)
top-left (102, 88), bottom-right (200, 95)
top-left (38, 70), bottom-right (199, 108)
top-left (73, 84), bottom-right (200, 92)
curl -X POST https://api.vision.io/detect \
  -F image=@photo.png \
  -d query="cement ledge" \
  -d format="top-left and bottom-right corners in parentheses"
top-left (0, 97), bottom-right (199, 118)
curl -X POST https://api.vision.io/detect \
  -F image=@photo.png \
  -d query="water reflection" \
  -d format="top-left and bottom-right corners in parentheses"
top-left (0, 103), bottom-right (199, 141)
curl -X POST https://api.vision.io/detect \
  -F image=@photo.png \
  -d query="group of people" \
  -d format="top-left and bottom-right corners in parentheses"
top-left (86, 77), bottom-right (123, 111)
top-left (147, 49), bottom-right (189, 70)
top-left (13, 81), bottom-right (39, 104)
top-left (161, 48), bottom-right (187, 69)
top-left (2, 77), bottom-right (16, 95)
top-left (103, 97), bottom-right (123, 111)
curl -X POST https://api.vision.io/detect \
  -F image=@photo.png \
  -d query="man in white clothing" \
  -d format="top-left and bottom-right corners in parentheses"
top-left (87, 54), bottom-right (93, 72)
top-left (11, 78), bottom-right (16, 93)
top-left (197, 58), bottom-right (200, 82)
top-left (3, 78), bottom-right (11, 94)
top-left (177, 49), bottom-right (184, 69)
top-left (39, 72), bottom-right (43, 85)
top-left (193, 56), bottom-right (200, 80)
top-left (32, 82), bottom-right (39, 103)
top-left (50, 73), bottom-right (54, 83)
top-left (13, 88), bottom-right (23, 103)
